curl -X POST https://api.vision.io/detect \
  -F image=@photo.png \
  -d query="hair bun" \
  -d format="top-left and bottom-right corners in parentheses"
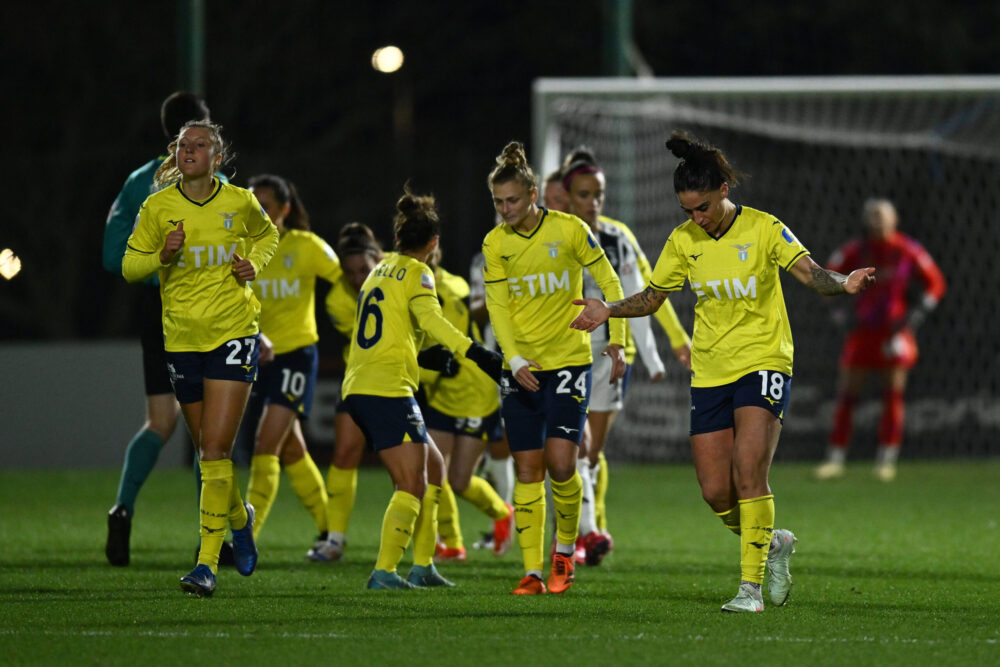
top-left (665, 134), bottom-right (693, 160)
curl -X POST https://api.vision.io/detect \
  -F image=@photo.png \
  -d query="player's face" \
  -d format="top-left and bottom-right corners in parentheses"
top-left (677, 184), bottom-right (730, 236)
top-left (492, 181), bottom-right (537, 229)
top-left (543, 180), bottom-right (569, 212)
top-left (567, 172), bottom-right (605, 225)
top-left (251, 186), bottom-right (290, 231)
top-left (865, 205), bottom-right (898, 239)
top-left (175, 127), bottom-right (220, 180)
top-left (343, 253), bottom-right (379, 293)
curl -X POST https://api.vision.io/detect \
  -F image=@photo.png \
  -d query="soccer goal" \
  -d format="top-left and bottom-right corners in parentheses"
top-left (533, 75), bottom-right (1000, 462)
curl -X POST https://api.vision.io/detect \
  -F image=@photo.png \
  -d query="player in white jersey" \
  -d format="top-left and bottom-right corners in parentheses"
top-left (572, 130), bottom-right (874, 612)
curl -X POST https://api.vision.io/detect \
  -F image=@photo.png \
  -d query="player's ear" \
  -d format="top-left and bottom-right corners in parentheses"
top-left (719, 182), bottom-right (729, 199)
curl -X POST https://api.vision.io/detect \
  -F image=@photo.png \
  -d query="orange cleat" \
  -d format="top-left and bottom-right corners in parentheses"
top-left (512, 574), bottom-right (547, 595)
top-left (548, 553), bottom-right (575, 594)
top-left (493, 503), bottom-right (514, 556)
top-left (434, 546), bottom-right (467, 563)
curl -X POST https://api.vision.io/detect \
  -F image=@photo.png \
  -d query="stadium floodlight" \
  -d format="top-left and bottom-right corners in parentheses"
top-left (533, 75), bottom-right (1000, 461)
top-left (371, 46), bottom-right (404, 74)
top-left (0, 248), bottom-right (20, 279)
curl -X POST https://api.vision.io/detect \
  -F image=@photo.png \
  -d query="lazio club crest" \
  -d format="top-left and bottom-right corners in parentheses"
top-left (543, 241), bottom-right (562, 258)
top-left (283, 254), bottom-right (294, 268)
top-left (731, 242), bottom-right (753, 262)
top-left (219, 211), bottom-right (238, 230)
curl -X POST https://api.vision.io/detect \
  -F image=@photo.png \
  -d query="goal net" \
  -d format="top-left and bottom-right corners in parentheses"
top-left (533, 76), bottom-right (1000, 463)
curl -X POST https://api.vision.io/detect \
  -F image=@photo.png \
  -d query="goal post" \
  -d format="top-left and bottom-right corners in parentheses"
top-left (533, 75), bottom-right (1000, 462)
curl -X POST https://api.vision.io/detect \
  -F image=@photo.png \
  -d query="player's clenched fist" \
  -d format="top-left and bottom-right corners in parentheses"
top-left (231, 252), bottom-right (256, 284)
top-left (160, 221), bottom-right (185, 264)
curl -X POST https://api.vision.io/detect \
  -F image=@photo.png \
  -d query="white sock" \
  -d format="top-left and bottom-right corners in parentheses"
top-left (482, 455), bottom-right (514, 503)
top-left (577, 457), bottom-right (597, 536)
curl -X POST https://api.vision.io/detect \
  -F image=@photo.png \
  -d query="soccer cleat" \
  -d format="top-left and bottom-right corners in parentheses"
top-left (406, 563), bottom-right (456, 587)
top-left (721, 581), bottom-right (764, 612)
top-left (573, 537), bottom-right (587, 564)
top-left (511, 574), bottom-right (547, 595)
top-left (875, 462), bottom-right (897, 482)
top-left (766, 528), bottom-right (797, 606)
top-left (603, 531), bottom-right (614, 552)
top-left (434, 546), bottom-right (467, 563)
top-left (231, 503), bottom-right (258, 577)
top-left (307, 533), bottom-right (344, 562)
top-left (472, 531), bottom-right (495, 550)
top-left (548, 553), bottom-right (576, 594)
top-left (814, 460), bottom-right (846, 480)
top-left (367, 569), bottom-right (417, 590)
top-left (493, 503), bottom-right (514, 556)
top-left (180, 564), bottom-right (217, 597)
top-left (582, 530), bottom-right (612, 566)
top-left (105, 504), bottom-right (131, 567)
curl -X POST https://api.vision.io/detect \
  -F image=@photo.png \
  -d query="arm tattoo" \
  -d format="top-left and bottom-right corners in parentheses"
top-left (809, 265), bottom-right (847, 295)
top-left (608, 287), bottom-right (667, 318)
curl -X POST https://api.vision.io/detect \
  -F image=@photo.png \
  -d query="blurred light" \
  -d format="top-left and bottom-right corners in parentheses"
top-left (371, 46), bottom-right (404, 74)
top-left (0, 248), bottom-right (21, 280)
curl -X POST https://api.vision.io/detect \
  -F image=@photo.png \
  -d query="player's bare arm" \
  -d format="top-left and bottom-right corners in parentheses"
top-left (570, 287), bottom-right (667, 333)
top-left (790, 255), bottom-right (876, 296)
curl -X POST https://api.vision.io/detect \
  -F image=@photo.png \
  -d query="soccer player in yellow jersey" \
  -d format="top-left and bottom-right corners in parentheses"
top-left (123, 121), bottom-right (280, 597)
top-left (572, 130), bottom-right (875, 612)
top-left (343, 189), bottom-right (502, 590)
top-left (415, 255), bottom-right (513, 562)
top-left (308, 223), bottom-right (384, 562)
top-left (242, 174), bottom-right (342, 554)
top-left (483, 142), bottom-right (627, 595)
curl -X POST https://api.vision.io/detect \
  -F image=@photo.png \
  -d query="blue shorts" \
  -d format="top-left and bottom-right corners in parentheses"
top-left (342, 394), bottom-right (427, 451)
top-left (500, 364), bottom-right (591, 451)
top-left (252, 344), bottom-right (318, 419)
top-left (689, 370), bottom-right (792, 436)
top-left (423, 403), bottom-right (501, 440)
top-left (166, 335), bottom-right (260, 404)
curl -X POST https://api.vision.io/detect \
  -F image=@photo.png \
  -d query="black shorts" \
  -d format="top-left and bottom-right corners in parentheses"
top-left (500, 364), bottom-right (591, 451)
top-left (166, 334), bottom-right (260, 404)
top-left (342, 394), bottom-right (427, 451)
top-left (689, 370), bottom-right (792, 436)
top-left (252, 344), bottom-right (319, 419)
top-left (138, 284), bottom-right (172, 396)
top-left (422, 403), bottom-right (502, 440)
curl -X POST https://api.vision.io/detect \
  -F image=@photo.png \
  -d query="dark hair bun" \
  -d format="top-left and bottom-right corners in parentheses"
top-left (665, 133), bottom-right (694, 160)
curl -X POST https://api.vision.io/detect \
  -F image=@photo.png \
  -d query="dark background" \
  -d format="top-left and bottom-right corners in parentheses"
top-left (2, 0), bottom-right (997, 343)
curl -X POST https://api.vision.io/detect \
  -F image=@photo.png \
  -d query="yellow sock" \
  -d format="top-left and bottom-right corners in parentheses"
top-left (715, 505), bottom-right (741, 535)
top-left (738, 495), bottom-right (774, 584)
top-left (228, 466), bottom-right (249, 529)
top-left (375, 490), bottom-right (421, 572)
top-left (247, 454), bottom-right (281, 539)
top-left (437, 481), bottom-right (463, 550)
top-left (459, 476), bottom-right (510, 520)
top-left (550, 472), bottom-right (582, 547)
top-left (286, 454), bottom-right (328, 534)
top-left (197, 459), bottom-right (234, 574)
top-left (412, 484), bottom-right (442, 567)
top-left (594, 451), bottom-right (609, 531)
top-left (513, 481), bottom-right (546, 573)
top-left (325, 465), bottom-right (358, 534)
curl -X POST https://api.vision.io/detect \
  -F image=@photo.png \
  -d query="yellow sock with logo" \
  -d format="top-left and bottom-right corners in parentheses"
top-left (738, 495), bottom-right (774, 584)
top-left (550, 472), bottom-right (583, 548)
top-left (459, 476), bottom-right (510, 520)
top-left (325, 465), bottom-right (358, 534)
top-left (437, 481), bottom-right (463, 550)
top-left (374, 490), bottom-right (421, 573)
top-left (247, 454), bottom-right (281, 539)
top-left (513, 480), bottom-right (546, 573)
top-left (715, 505), bottom-right (741, 535)
top-left (286, 454), bottom-right (328, 534)
top-left (228, 466), bottom-right (249, 529)
top-left (412, 484), bottom-right (442, 567)
top-left (594, 450), bottom-right (609, 531)
top-left (197, 459), bottom-right (233, 574)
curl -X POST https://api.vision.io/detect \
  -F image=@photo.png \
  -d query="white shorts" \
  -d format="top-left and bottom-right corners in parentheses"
top-left (589, 349), bottom-right (625, 412)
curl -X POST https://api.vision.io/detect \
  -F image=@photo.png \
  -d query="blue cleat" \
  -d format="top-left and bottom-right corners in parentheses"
top-left (366, 569), bottom-right (417, 590)
top-left (180, 564), bottom-right (217, 597)
top-left (406, 563), bottom-right (455, 588)
top-left (231, 502), bottom-right (258, 577)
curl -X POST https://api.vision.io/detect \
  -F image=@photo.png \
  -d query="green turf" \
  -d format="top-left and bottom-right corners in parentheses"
top-left (1, 461), bottom-right (998, 665)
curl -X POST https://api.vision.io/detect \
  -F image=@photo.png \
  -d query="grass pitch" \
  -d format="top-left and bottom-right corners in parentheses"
top-left (1, 461), bottom-right (998, 665)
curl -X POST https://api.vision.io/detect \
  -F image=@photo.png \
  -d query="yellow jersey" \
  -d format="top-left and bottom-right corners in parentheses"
top-left (649, 205), bottom-right (809, 387)
top-left (420, 266), bottom-right (500, 418)
top-left (123, 179), bottom-right (279, 352)
top-left (325, 275), bottom-right (363, 364)
top-left (253, 229), bottom-right (342, 355)
top-left (482, 208), bottom-right (625, 370)
top-left (342, 252), bottom-right (472, 398)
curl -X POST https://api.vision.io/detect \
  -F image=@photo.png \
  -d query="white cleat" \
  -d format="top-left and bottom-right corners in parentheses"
top-left (306, 536), bottom-right (344, 562)
top-left (721, 581), bottom-right (764, 613)
top-left (766, 528), bottom-right (797, 606)
top-left (874, 462), bottom-right (897, 482)
top-left (814, 460), bottom-right (845, 480)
